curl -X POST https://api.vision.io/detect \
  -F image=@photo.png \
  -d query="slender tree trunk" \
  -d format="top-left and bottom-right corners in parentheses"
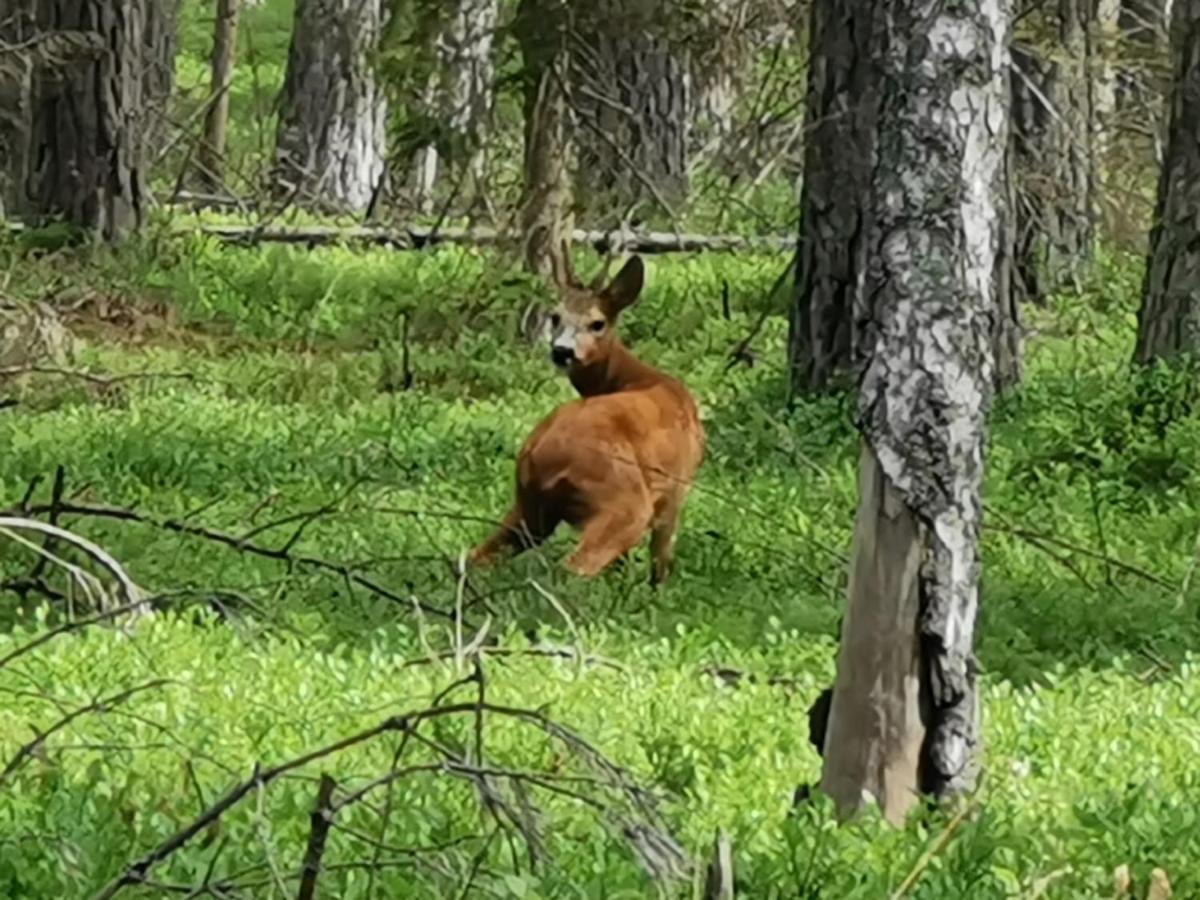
top-left (272, 0), bottom-right (388, 212)
top-left (1056, 0), bottom-right (1098, 281)
top-left (819, 0), bottom-right (1009, 823)
top-left (196, 0), bottom-right (241, 192)
top-left (1134, 0), bottom-right (1200, 364)
top-left (787, 0), bottom-right (876, 397)
top-left (3, 0), bottom-right (148, 241)
top-left (515, 0), bottom-right (574, 277)
top-left (572, 0), bottom-right (690, 217)
top-left (142, 0), bottom-right (180, 153)
top-left (413, 0), bottom-right (500, 214)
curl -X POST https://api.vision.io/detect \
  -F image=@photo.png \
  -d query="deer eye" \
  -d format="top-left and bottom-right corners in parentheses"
top-left (589, 320), bottom-right (606, 333)
top-left (550, 313), bottom-right (561, 328)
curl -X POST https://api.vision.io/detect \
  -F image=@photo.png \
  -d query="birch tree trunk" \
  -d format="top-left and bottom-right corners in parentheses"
top-left (515, 0), bottom-right (574, 277)
top-left (196, 0), bottom-right (241, 192)
top-left (272, 0), bottom-right (388, 212)
top-left (412, 0), bottom-right (500, 214)
top-left (1134, 0), bottom-right (1200, 364)
top-left (2, 0), bottom-right (148, 241)
top-left (787, 0), bottom-right (877, 396)
top-left (573, 0), bottom-right (690, 216)
top-left (819, 0), bottom-right (1010, 823)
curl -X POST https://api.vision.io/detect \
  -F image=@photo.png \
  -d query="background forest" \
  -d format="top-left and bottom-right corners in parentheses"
top-left (1, 0), bottom-right (1199, 897)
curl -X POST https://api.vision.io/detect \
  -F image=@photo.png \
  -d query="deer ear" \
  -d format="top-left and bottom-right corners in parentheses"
top-left (549, 238), bottom-right (577, 289)
top-left (601, 256), bottom-right (644, 316)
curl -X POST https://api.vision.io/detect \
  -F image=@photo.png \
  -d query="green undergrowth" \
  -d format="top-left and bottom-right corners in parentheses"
top-left (1, 237), bottom-right (1199, 897)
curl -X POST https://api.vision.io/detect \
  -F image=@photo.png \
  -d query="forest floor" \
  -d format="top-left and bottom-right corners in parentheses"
top-left (1, 234), bottom-right (1198, 897)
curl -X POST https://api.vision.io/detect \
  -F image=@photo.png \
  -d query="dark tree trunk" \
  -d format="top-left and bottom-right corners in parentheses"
top-left (1, 1), bottom-right (148, 241)
top-left (196, 0), bottom-right (241, 192)
top-left (1010, 8), bottom-right (1097, 301)
top-left (1134, 0), bottom-right (1200, 364)
top-left (272, 0), bottom-right (388, 212)
top-left (787, 0), bottom-right (876, 397)
top-left (1056, 0), bottom-right (1098, 279)
top-left (515, 0), bottom-right (574, 278)
top-left (819, 0), bottom-right (1010, 823)
top-left (572, 0), bottom-right (690, 217)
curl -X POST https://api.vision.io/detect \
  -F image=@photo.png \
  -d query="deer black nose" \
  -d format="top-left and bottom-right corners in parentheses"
top-left (551, 345), bottom-right (575, 367)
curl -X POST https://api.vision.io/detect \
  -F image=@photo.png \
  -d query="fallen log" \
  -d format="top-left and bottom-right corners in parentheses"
top-left (190, 223), bottom-right (796, 255)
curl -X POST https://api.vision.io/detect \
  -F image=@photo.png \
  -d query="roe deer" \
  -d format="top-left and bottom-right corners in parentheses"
top-left (469, 252), bottom-right (704, 584)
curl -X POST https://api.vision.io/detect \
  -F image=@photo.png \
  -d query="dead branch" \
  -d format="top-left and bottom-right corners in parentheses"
top-left (6, 501), bottom-right (454, 622)
top-left (91, 697), bottom-right (690, 899)
top-left (0, 679), bottom-right (173, 787)
top-left (0, 366), bottom-right (202, 387)
top-left (297, 774), bottom-right (338, 900)
top-left (0, 516), bottom-right (143, 610)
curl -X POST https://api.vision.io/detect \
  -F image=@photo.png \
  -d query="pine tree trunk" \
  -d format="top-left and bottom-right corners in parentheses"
top-left (573, 0), bottom-right (690, 217)
top-left (1134, 0), bottom-right (1200, 364)
top-left (819, 0), bottom-right (1009, 823)
top-left (1010, 10), bottom-right (1098, 302)
top-left (515, 0), bottom-right (574, 277)
top-left (3, 0), bottom-right (148, 241)
top-left (413, 0), bottom-right (500, 213)
top-left (787, 0), bottom-right (876, 396)
top-left (272, 0), bottom-right (388, 213)
top-left (196, 0), bottom-right (241, 192)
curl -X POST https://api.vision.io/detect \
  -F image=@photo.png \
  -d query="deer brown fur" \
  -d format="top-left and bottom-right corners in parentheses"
top-left (469, 252), bottom-right (704, 584)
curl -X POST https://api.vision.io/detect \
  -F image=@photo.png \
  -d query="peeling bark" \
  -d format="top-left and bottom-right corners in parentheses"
top-left (821, 0), bottom-right (1009, 821)
top-left (788, 0), bottom-right (877, 396)
top-left (272, 0), bottom-right (388, 212)
top-left (1134, 0), bottom-right (1200, 364)
top-left (515, 0), bottom-right (574, 277)
top-left (573, 0), bottom-right (691, 215)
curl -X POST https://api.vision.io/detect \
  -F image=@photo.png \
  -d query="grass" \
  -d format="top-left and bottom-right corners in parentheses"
top-left (1, 232), bottom-right (1199, 897)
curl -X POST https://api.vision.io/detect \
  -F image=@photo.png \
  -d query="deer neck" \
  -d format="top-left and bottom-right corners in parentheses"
top-left (569, 339), bottom-right (662, 397)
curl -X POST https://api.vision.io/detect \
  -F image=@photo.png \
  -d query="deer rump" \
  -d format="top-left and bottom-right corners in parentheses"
top-left (517, 383), bottom-right (697, 537)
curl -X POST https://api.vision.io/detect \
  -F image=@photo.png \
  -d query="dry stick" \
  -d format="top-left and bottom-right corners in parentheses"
top-left (986, 516), bottom-right (1172, 588)
top-left (888, 798), bottom-right (978, 900)
top-left (9, 502), bottom-right (454, 622)
top-left (0, 679), bottom-right (173, 786)
top-left (296, 774), bottom-right (337, 900)
top-left (0, 366), bottom-right (202, 387)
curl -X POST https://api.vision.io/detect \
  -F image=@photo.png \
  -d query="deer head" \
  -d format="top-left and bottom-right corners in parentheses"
top-left (545, 249), bottom-right (645, 372)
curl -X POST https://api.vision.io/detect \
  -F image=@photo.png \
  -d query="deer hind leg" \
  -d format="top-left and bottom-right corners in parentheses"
top-left (469, 498), bottom-right (559, 568)
top-left (565, 503), bottom-right (653, 578)
top-left (649, 505), bottom-right (681, 587)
